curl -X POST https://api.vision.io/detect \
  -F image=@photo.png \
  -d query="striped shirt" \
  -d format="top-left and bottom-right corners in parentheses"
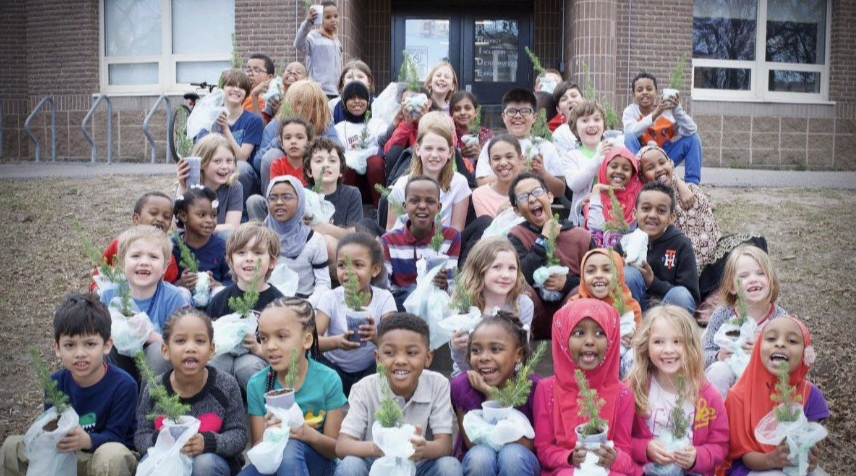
top-left (382, 221), bottom-right (461, 288)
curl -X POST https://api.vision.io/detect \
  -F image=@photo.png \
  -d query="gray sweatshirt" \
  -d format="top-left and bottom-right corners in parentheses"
top-left (294, 20), bottom-right (342, 96)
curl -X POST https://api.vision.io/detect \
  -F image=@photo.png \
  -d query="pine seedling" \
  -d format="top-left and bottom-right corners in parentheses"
top-left (771, 361), bottom-right (802, 422)
top-left (449, 269), bottom-right (473, 314)
top-left (29, 348), bottom-right (70, 414)
top-left (525, 46), bottom-right (546, 76)
top-left (375, 363), bottom-right (404, 428)
top-left (489, 342), bottom-right (547, 408)
top-left (668, 54), bottom-right (689, 90)
top-left (283, 348), bottom-right (301, 390)
top-left (606, 249), bottom-right (628, 316)
top-left (344, 255), bottom-right (371, 311)
top-left (230, 33), bottom-right (241, 69)
top-left (357, 111), bottom-right (372, 149)
top-left (669, 375), bottom-right (691, 439)
top-left (730, 278), bottom-right (749, 327)
top-left (602, 187), bottom-right (630, 233)
top-left (173, 108), bottom-right (194, 158)
top-left (468, 106), bottom-right (482, 136)
top-left (602, 101), bottom-right (621, 130)
top-left (227, 258), bottom-right (262, 318)
top-left (532, 108), bottom-right (553, 142)
top-left (374, 184), bottom-right (405, 216)
top-left (75, 221), bottom-right (125, 284)
top-left (581, 63), bottom-right (597, 101)
top-left (545, 214), bottom-right (561, 267)
top-left (429, 214), bottom-right (445, 252)
top-left (113, 281), bottom-right (136, 317)
top-left (579, 62), bottom-right (620, 129)
top-left (312, 165), bottom-right (327, 194)
top-left (400, 50), bottom-right (421, 92)
top-left (136, 350), bottom-right (190, 422)
top-left (303, 0), bottom-right (312, 8)
top-left (575, 369), bottom-right (607, 435)
top-left (172, 231), bottom-right (200, 273)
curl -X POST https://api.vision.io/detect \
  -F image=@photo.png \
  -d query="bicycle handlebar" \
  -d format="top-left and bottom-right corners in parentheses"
top-left (190, 82), bottom-right (216, 92)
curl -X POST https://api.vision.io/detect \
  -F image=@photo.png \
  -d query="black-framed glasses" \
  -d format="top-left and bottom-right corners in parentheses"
top-left (515, 187), bottom-right (546, 204)
top-left (503, 107), bottom-right (534, 117)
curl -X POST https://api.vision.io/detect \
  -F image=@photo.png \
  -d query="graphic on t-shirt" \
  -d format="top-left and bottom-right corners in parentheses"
top-left (640, 115), bottom-right (676, 147)
top-left (304, 409), bottom-right (327, 427)
top-left (233, 130), bottom-right (246, 145)
top-left (79, 412), bottom-right (97, 432)
top-left (694, 397), bottom-right (716, 430)
top-left (663, 249), bottom-right (677, 270)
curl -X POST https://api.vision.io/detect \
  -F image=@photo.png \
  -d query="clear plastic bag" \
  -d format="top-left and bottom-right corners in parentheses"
top-left (532, 265), bottom-right (570, 302)
top-left (213, 312), bottom-right (258, 357)
top-left (246, 403), bottom-right (305, 474)
top-left (370, 421), bottom-right (417, 476)
top-left (755, 403), bottom-right (828, 476)
top-left (23, 407), bottom-right (79, 476)
top-left (713, 318), bottom-right (758, 379)
top-left (620, 229), bottom-right (649, 268)
top-left (303, 189), bottom-right (336, 225)
top-left (642, 432), bottom-right (691, 476)
top-left (269, 263), bottom-right (299, 297)
top-left (262, 77), bottom-right (284, 103)
top-left (462, 408), bottom-right (535, 452)
top-left (403, 257), bottom-right (452, 349)
top-left (108, 297), bottom-right (154, 357)
top-left (372, 83), bottom-right (403, 126)
top-left (192, 272), bottom-right (211, 308)
top-left (619, 311), bottom-right (636, 358)
top-left (482, 208), bottom-right (525, 239)
top-left (186, 89), bottom-right (227, 138)
top-left (577, 442), bottom-right (613, 476)
top-left (438, 307), bottom-right (481, 334)
top-left (136, 416), bottom-right (201, 476)
top-left (344, 146), bottom-right (377, 175)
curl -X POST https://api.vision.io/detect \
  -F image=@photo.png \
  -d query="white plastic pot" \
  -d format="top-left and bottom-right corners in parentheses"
top-left (575, 423), bottom-right (609, 450)
top-left (481, 400), bottom-right (514, 424)
top-left (311, 4), bottom-right (323, 25)
top-left (265, 388), bottom-right (296, 409)
top-left (662, 88), bottom-right (679, 100)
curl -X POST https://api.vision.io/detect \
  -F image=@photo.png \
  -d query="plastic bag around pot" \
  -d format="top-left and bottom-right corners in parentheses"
top-left (403, 257), bottom-right (452, 350)
top-left (213, 311), bottom-right (259, 357)
top-left (462, 408), bottom-right (535, 452)
top-left (108, 296), bottom-right (155, 357)
top-left (642, 431), bottom-right (691, 476)
top-left (136, 416), bottom-right (201, 476)
top-left (186, 89), bottom-right (227, 138)
top-left (438, 306), bottom-right (481, 334)
top-left (620, 229), bottom-right (649, 268)
top-left (482, 208), bottom-right (525, 239)
top-left (246, 403), bottom-right (305, 474)
top-left (619, 311), bottom-right (636, 358)
top-left (303, 189), bottom-right (336, 225)
top-left (532, 265), bottom-right (570, 302)
top-left (372, 82), bottom-right (403, 126)
top-left (713, 318), bottom-right (758, 379)
top-left (191, 272), bottom-right (211, 308)
top-left (23, 406), bottom-right (79, 476)
top-left (269, 263), bottom-right (299, 298)
top-left (369, 421), bottom-right (417, 476)
top-left (345, 146), bottom-right (378, 175)
top-left (262, 77), bottom-right (284, 103)
top-left (755, 403), bottom-right (828, 476)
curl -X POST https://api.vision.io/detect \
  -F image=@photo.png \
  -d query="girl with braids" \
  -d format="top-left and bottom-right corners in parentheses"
top-left (450, 311), bottom-right (541, 475)
top-left (242, 297), bottom-right (347, 476)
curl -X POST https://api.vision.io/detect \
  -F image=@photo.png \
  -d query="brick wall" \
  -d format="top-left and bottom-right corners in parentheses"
top-left (533, 0), bottom-right (563, 75)
top-left (235, 0), bottom-right (301, 68)
top-left (566, 0), bottom-right (620, 113)
top-left (0, 1), bottom-right (29, 158)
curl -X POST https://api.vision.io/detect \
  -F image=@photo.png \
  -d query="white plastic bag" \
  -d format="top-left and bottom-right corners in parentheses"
top-left (303, 189), bottom-right (336, 225)
top-left (269, 263), bottom-right (299, 297)
top-left (462, 408), bottom-right (535, 452)
top-left (92, 274), bottom-right (122, 297)
top-left (578, 442), bottom-right (613, 476)
top-left (533, 265), bottom-right (570, 302)
top-left (213, 312), bottom-right (259, 357)
top-left (525, 138), bottom-right (546, 161)
top-left (108, 297), bottom-right (154, 357)
top-left (619, 311), bottom-right (636, 358)
top-left (23, 407), bottom-right (78, 476)
top-left (404, 93), bottom-right (429, 120)
top-left (345, 146), bottom-right (377, 175)
top-left (262, 77), bottom-right (284, 103)
top-left (482, 208), bottom-right (525, 239)
top-left (372, 83), bottom-right (403, 126)
top-left (438, 307), bottom-right (481, 334)
top-left (136, 416), bottom-right (201, 476)
top-left (755, 403), bottom-right (828, 476)
top-left (642, 431), bottom-right (691, 476)
top-left (403, 258), bottom-right (452, 349)
top-left (246, 403), bottom-right (305, 474)
top-left (186, 89), bottom-right (227, 138)
top-left (369, 421), bottom-right (417, 476)
top-left (620, 229), bottom-right (649, 268)
top-left (192, 272), bottom-right (211, 308)
top-left (713, 318), bottom-right (758, 379)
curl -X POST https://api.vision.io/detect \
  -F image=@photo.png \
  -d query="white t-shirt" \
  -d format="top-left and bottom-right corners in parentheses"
top-left (475, 136), bottom-right (570, 179)
top-left (334, 117), bottom-right (388, 151)
top-left (390, 172), bottom-right (472, 231)
top-left (646, 375), bottom-right (695, 440)
top-left (564, 147), bottom-right (603, 226)
top-left (551, 123), bottom-right (579, 156)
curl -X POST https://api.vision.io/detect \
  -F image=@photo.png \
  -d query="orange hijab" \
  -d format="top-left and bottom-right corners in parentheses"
top-left (571, 248), bottom-right (642, 324)
top-left (725, 315), bottom-right (815, 461)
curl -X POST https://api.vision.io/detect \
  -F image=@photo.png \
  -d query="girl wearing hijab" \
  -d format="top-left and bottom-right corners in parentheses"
top-left (584, 147), bottom-right (644, 247)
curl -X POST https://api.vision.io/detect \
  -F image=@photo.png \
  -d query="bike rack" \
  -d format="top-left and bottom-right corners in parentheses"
top-left (142, 94), bottom-right (172, 163)
top-left (81, 94), bottom-right (113, 163)
top-left (24, 95), bottom-right (57, 162)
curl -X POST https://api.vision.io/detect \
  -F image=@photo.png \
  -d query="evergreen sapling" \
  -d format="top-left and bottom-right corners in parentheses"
top-left (172, 231), bottom-right (200, 274)
top-left (524, 46), bottom-right (546, 76)
top-left (230, 33), bottom-right (241, 69)
top-left (531, 108), bottom-right (553, 142)
top-left (357, 111), bottom-right (373, 149)
top-left (343, 255), bottom-right (371, 311)
top-left (29, 348), bottom-right (70, 415)
top-left (312, 165), bottom-right (327, 194)
top-left (375, 363), bottom-right (404, 428)
top-left (227, 258), bottom-right (262, 318)
top-left (114, 281), bottom-right (136, 318)
top-left (173, 108), bottom-right (194, 159)
top-left (489, 342), bottom-right (547, 408)
top-left (399, 50), bottom-right (422, 92)
top-left (468, 106), bottom-right (482, 136)
top-left (545, 214), bottom-right (561, 267)
top-left (374, 184), bottom-right (405, 216)
top-left (607, 249), bottom-right (628, 316)
top-left (580, 63), bottom-right (620, 130)
top-left (602, 188), bottom-right (630, 233)
top-left (283, 348), bottom-right (301, 390)
top-left (429, 214), bottom-right (445, 253)
top-left (75, 220), bottom-right (125, 284)
top-left (449, 269), bottom-right (473, 314)
top-left (668, 54), bottom-right (689, 90)
top-left (575, 369), bottom-right (607, 435)
top-left (135, 350), bottom-right (190, 423)
top-left (771, 360), bottom-right (802, 422)
top-left (668, 375), bottom-right (691, 439)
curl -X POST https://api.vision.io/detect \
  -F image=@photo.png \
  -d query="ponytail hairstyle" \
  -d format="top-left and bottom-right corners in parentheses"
top-left (173, 185), bottom-right (217, 229)
top-left (262, 297), bottom-right (321, 392)
top-left (467, 310), bottom-right (531, 364)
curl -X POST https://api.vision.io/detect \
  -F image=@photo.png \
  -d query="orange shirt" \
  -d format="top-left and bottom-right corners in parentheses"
top-left (242, 95), bottom-right (266, 112)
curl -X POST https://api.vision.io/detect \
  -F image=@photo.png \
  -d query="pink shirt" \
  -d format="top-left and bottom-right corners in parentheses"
top-left (471, 184), bottom-right (509, 218)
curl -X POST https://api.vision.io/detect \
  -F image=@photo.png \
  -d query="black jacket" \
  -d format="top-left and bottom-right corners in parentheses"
top-left (619, 224), bottom-right (699, 303)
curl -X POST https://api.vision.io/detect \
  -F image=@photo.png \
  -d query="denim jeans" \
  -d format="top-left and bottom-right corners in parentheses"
top-left (238, 160), bottom-right (261, 204)
top-left (335, 455), bottom-right (462, 476)
top-left (461, 443), bottom-right (540, 476)
top-left (625, 133), bottom-right (703, 185)
top-left (624, 265), bottom-right (696, 314)
top-left (191, 453), bottom-right (231, 476)
top-left (238, 440), bottom-right (335, 476)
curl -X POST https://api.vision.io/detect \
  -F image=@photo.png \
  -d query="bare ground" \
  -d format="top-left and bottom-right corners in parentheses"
top-left (0, 177), bottom-right (853, 473)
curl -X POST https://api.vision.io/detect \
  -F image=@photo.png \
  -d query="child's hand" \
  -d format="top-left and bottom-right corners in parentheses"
top-left (544, 273), bottom-right (567, 292)
top-left (646, 439), bottom-right (673, 465)
top-left (741, 336), bottom-right (756, 354)
top-left (306, 5), bottom-right (318, 22)
top-left (596, 141), bottom-right (614, 157)
top-left (252, 80), bottom-right (270, 99)
top-left (268, 96), bottom-right (282, 115)
top-left (242, 333), bottom-right (261, 356)
top-left (216, 111), bottom-right (230, 131)
top-left (621, 334), bottom-right (633, 348)
top-left (332, 332), bottom-right (361, 350)
top-left (675, 179), bottom-right (695, 210)
top-left (540, 217), bottom-right (560, 239)
top-left (570, 444), bottom-right (586, 468)
top-left (146, 331), bottom-right (163, 345)
top-left (176, 158), bottom-right (191, 189)
top-left (765, 441), bottom-right (794, 469)
top-left (180, 433), bottom-right (205, 457)
top-left (466, 370), bottom-right (492, 397)
top-left (634, 260), bottom-right (654, 286)
top-left (594, 443), bottom-right (616, 468)
top-left (717, 348), bottom-right (733, 361)
top-left (290, 422), bottom-right (318, 442)
top-left (450, 329), bottom-right (468, 352)
top-left (461, 140), bottom-right (481, 159)
top-left (176, 269), bottom-right (198, 290)
top-left (409, 425), bottom-right (427, 462)
top-left (208, 271), bottom-right (221, 289)
top-left (808, 442), bottom-right (822, 473)
top-left (56, 426), bottom-right (92, 452)
top-left (591, 183), bottom-right (623, 195)
top-left (673, 445), bottom-right (697, 470)
top-left (359, 315), bottom-right (377, 343)
top-left (432, 270), bottom-right (448, 290)
top-left (530, 154), bottom-right (545, 175)
top-left (264, 411), bottom-right (282, 429)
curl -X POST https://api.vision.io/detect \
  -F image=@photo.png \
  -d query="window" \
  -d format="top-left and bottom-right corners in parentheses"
top-left (100, 0), bottom-right (235, 94)
top-left (692, 0), bottom-right (830, 102)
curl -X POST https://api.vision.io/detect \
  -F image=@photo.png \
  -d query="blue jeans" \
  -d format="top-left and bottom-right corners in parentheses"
top-left (238, 440), bottom-right (335, 476)
top-left (462, 444), bottom-right (540, 476)
top-left (625, 133), bottom-right (703, 185)
top-left (335, 455), bottom-right (462, 476)
top-left (192, 453), bottom-right (231, 476)
top-left (624, 265), bottom-right (696, 314)
top-left (238, 160), bottom-right (261, 202)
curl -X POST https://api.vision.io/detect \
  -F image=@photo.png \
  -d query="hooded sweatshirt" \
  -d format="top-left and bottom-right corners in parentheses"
top-left (619, 224), bottom-right (699, 304)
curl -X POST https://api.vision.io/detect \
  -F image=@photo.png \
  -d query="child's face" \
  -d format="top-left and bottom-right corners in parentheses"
top-left (309, 148), bottom-right (343, 186)
top-left (502, 101), bottom-right (536, 138)
top-left (258, 307), bottom-right (312, 375)
top-left (605, 156), bottom-right (634, 188)
top-left (123, 237), bottom-right (167, 291)
top-left (404, 181), bottom-right (441, 233)
top-left (343, 68), bottom-right (371, 90)
top-left (451, 97), bottom-right (476, 130)
top-left (283, 62), bottom-right (307, 86)
top-left (161, 315), bottom-right (214, 377)
top-left (512, 178), bottom-right (554, 228)
top-left (732, 255), bottom-right (771, 307)
top-left (759, 318), bottom-right (804, 375)
top-left (574, 111), bottom-right (605, 148)
top-left (246, 58), bottom-right (272, 88)
top-left (468, 323), bottom-right (522, 388)
top-left (54, 333), bottom-right (111, 386)
top-left (345, 95), bottom-right (368, 117)
top-left (557, 87), bottom-right (583, 119)
top-left (322, 5), bottom-right (339, 33)
top-left (336, 243), bottom-right (380, 291)
top-left (568, 317), bottom-right (608, 370)
top-left (267, 182), bottom-right (299, 222)
top-left (488, 141), bottom-right (523, 184)
top-left (648, 317), bottom-right (685, 378)
top-left (483, 251), bottom-right (519, 298)
top-left (281, 123), bottom-right (310, 160)
top-left (639, 149), bottom-right (673, 185)
top-left (375, 329), bottom-right (432, 397)
top-left (222, 83), bottom-right (246, 106)
top-left (583, 253), bottom-right (613, 300)
top-left (430, 66), bottom-right (455, 98)
top-left (415, 132), bottom-right (452, 177)
top-left (230, 237), bottom-right (276, 287)
top-left (134, 196), bottom-right (174, 233)
top-left (633, 78), bottom-right (658, 110)
top-left (634, 190), bottom-right (674, 240)
top-left (203, 146), bottom-right (236, 187)
top-left (180, 198), bottom-right (216, 238)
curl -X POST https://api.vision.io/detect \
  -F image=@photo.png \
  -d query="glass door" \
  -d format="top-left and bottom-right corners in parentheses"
top-left (392, 14), bottom-right (461, 82)
top-left (462, 14), bottom-right (530, 104)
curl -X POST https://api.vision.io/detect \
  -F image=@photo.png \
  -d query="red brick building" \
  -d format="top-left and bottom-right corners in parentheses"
top-left (2, 0), bottom-right (853, 169)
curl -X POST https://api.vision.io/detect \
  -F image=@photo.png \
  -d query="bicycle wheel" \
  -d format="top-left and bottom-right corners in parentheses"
top-left (169, 104), bottom-right (192, 163)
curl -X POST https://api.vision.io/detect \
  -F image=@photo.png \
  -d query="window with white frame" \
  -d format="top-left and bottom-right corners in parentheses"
top-left (692, 0), bottom-right (830, 102)
top-left (101, 0), bottom-right (235, 94)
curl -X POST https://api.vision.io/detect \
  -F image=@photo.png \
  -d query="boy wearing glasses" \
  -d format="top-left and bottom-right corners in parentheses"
top-left (244, 54), bottom-right (275, 115)
top-left (475, 88), bottom-right (569, 197)
top-left (507, 172), bottom-right (593, 340)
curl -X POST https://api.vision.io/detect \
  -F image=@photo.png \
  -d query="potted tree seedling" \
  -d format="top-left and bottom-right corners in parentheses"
top-left (460, 105), bottom-right (483, 151)
top-left (344, 110), bottom-right (376, 175)
top-left (481, 342), bottom-right (547, 424)
top-left (370, 363), bottom-right (417, 475)
top-left (424, 214), bottom-right (449, 272)
top-left (662, 54), bottom-right (688, 101)
top-left (526, 46), bottom-right (556, 93)
top-left (524, 108), bottom-right (553, 169)
top-left (76, 220), bottom-right (126, 294)
top-left (645, 376), bottom-right (692, 476)
top-left (265, 348), bottom-right (301, 409)
top-left (29, 348), bottom-right (72, 431)
top-left (106, 280), bottom-right (155, 357)
top-left (172, 230), bottom-right (210, 308)
top-left (580, 63), bottom-right (622, 143)
top-left (213, 258), bottom-right (262, 356)
top-left (400, 50), bottom-right (428, 120)
top-left (304, 165), bottom-right (336, 225)
top-left (574, 369), bottom-right (609, 448)
top-left (343, 255), bottom-right (373, 346)
top-left (599, 189), bottom-right (631, 248)
top-left (607, 250), bottom-right (636, 360)
top-left (172, 110), bottom-right (201, 184)
top-left (438, 269), bottom-right (481, 333)
top-left (712, 279), bottom-right (757, 379)
top-left (532, 214), bottom-right (569, 302)
top-left (262, 62), bottom-right (284, 104)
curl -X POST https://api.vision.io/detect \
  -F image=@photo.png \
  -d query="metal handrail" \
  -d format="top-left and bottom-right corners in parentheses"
top-left (81, 94), bottom-right (113, 163)
top-left (143, 94), bottom-right (172, 163)
top-left (24, 95), bottom-right (56, 162)
top-left (0, 98), bottom-right (3, 157)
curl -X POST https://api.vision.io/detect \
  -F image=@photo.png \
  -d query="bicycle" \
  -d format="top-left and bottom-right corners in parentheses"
top-left (169, 81), bottom-right (216, 163)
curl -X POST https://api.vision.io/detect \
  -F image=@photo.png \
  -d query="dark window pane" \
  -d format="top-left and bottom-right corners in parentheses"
top-left (693, 0), bottom-right (757, 60)
top-left (473, 19), bottom-right (519, 83)
top-left (768, 70), bottom-right (821, 93)
top-left (766, 0), bottom-right (826, 64)
top-left (693, 67), bottom-right (751, 90)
